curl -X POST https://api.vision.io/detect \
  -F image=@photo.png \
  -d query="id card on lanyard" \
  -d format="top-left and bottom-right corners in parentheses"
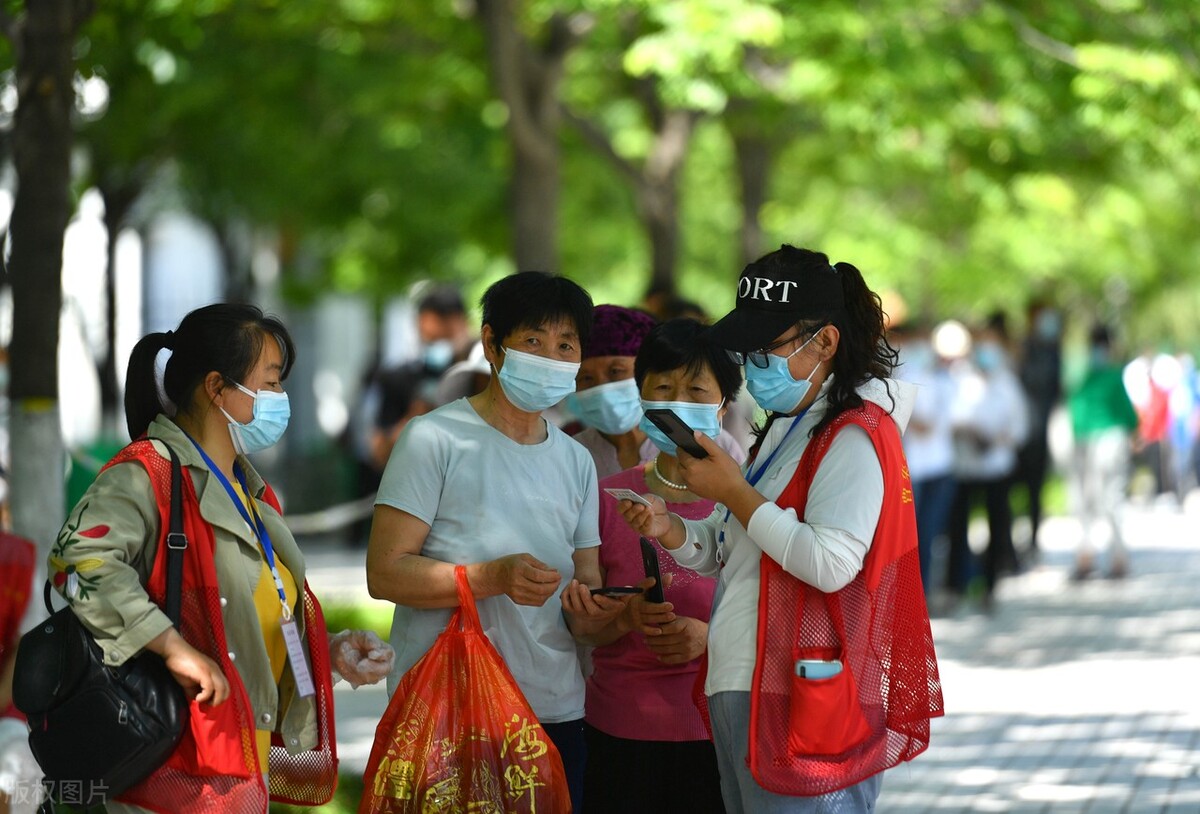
top-left (187, 436), bottom-right (316, 697)
top-left (716, 410), bottom-right (807, 567)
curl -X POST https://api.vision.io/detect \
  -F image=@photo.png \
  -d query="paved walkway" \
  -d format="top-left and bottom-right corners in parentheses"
top-left (305, 497), bottom-right (1200, 812)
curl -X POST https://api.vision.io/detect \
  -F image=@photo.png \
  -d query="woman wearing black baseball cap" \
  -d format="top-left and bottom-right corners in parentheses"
top-left (618, 245), bottom-right (943, 812)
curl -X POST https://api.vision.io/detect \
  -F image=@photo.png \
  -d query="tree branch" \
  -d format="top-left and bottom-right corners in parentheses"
top-left (997, 4), bottom-right (1079, 68)
top-left (0, 4), bottom-right (18, 44)
top-left (560, 104), bottom-right (642, 184)
top-left (71, 0), bottom-right (96, 32)
top-left (474, 0), bottom-right (556, 164)
top-left (645, 109), bottom-right (699, 183)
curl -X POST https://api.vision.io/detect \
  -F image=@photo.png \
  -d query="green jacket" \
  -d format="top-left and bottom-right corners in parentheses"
top-left (51, 414), bottom-right (318, 752)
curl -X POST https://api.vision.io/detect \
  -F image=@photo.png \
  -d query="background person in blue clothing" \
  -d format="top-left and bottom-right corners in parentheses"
top-left (365, 271), bottom-right (616, 810)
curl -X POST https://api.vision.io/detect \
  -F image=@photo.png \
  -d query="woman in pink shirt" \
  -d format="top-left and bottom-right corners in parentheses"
top-left (576, 318), bottom-right (744, 813)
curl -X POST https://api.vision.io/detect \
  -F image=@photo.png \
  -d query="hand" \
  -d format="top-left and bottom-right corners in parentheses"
top-left (675, 433), bottom-right (744, 503)
top-left (560, 579), bottom-right (637, 626)
top-left (618, 493), bottom-right (672, 539)
top-left (643, 616), bottom-right (708, 665)
top-left (488, 553), bottom-right (562, 606)
top-left (329, 629), bottom-right (395, 688)
top-left (626, 573), bottom-right (676, 635)
top-left (153, 629), bottom-right (229, 706)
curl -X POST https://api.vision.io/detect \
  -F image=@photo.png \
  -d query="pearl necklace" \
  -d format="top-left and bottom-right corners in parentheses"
top-left (652, 455), bottom-right (688, 492)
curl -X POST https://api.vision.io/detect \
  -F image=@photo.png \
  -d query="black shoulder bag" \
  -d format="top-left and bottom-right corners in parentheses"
top-left (12, 444), bottom-right (191, 806)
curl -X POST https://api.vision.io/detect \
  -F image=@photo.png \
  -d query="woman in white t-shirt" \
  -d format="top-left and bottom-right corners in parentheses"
top-left (367, 271), bottom-right (620, 811)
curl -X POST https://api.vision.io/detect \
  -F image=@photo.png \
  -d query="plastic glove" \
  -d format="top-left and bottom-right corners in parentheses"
top-left (329, 629), bottom-right (395, 689)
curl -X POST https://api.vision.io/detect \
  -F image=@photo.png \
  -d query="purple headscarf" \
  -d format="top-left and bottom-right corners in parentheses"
top-left (583, 305), bottom-right (657, 359)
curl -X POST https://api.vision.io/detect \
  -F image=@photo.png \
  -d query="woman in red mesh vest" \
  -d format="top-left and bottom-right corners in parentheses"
top-left (47, 304), bottom-right (393, 813)
top-left (618, 246), bottom-right (943, 813)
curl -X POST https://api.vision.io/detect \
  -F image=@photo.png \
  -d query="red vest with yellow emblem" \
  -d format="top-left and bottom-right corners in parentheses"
top-left (749, 401), bottom-right (944, 795)
top-left (102, 441), bottom-right (338, 813)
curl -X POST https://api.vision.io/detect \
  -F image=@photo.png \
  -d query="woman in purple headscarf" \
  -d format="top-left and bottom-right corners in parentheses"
top-left (568, 305), bottom-right (744, 479)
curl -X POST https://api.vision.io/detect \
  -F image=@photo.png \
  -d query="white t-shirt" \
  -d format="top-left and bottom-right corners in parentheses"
top-left (376, 398), bottom-right (601, 723)
top-left (668, 377), bottom-right (913, 697)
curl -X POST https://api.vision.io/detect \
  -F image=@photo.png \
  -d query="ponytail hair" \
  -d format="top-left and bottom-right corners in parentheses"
top-left (811, 259), bottom-right (897, 438)
top-left (746, 251), bottom-right (898, 451)
top-left (124, 303), bottom-right (296, 439)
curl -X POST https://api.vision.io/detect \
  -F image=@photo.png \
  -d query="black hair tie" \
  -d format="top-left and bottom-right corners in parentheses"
top-left (163, 330), bottom-right (176, 350)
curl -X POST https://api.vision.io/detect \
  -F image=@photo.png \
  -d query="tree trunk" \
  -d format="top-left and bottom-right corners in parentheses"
top-left (5, 0), bottom-right (93, 551)
top-left (476, 0), bottom-right (585, 273)
top-left (97, 180), bottom-right (140, 430)
top-left (638, 182), bottom-right (679, 298)
top-left (511, 146), bottom-right (559, 271)
top-left (734, 132), bottom-right (773, 268)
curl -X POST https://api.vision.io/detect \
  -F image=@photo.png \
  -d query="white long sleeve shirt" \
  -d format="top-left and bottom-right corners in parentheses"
top-left (667, 377), bottom-right (915, 697)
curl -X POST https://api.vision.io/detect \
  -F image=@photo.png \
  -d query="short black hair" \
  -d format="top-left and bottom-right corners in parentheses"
top-left (635, 318), bottom-right (742, 403)
top-left (480, 271), bottom-right (594, 351)
top-left (417, 283), bottom-right (466, 317)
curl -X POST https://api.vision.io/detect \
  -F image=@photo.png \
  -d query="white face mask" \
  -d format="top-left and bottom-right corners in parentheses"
top-left (566, 378), bottom-right (643, 435)
top-left (220, 382), bottom-right (291, 454)
top-left (495, 347), bottom-right (580, 413)
top-left (744, 332), bottom-right (822, 414)
top-left (638, 398), bottom-right (725, 457)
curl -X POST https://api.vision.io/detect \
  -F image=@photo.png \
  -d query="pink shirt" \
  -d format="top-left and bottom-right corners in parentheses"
top-left (586, 467), bottom-right (717, 742)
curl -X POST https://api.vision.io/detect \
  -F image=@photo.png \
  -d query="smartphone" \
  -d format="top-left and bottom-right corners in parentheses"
top-left (590, 586), bottom-right (643, 597)
top-left (639, 537), bottom-right (665, 603)
top-left (603, 487), bottom-right (653, 507)
top-left (795, 659), bottom-right (843, 679)
top-left (643, 408), bottom-right (709, 459)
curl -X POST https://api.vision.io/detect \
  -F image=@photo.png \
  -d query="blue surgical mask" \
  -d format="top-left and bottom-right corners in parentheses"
top-left (638, 398), bottom-right (724, 456)
top-left (744, 333), bottom-right (821, 414)
top-left (496, 346), bottom-right (580, 413)
top-left (567, 378), bottom-right (642, 435)
top-left (423, 339), bottom-right (455, 373)
top-left (221, 382), bottom-right (291, 454)
top-left (973, 343), bottom-right (1004, 373)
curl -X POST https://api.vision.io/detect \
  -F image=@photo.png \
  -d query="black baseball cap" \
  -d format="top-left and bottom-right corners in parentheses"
top-left (708, 245), bottom-right (845, 352)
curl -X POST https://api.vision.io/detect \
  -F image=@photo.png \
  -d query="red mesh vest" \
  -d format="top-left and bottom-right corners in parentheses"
top-left (0, 532), bottom-right (36, 721)
top-left (102, 441), bottom-right (338, 812)
top-left (748, 402), bottom-right (944, 795)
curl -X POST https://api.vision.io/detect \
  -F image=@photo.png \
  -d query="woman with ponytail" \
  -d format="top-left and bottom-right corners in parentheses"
top-left (618, 246), bottom-right (943, 812)
top-left (47, 303), bottom-right (393, 814)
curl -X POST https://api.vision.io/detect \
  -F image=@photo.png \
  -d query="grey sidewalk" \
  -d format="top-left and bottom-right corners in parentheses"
top-left (305, 498), bottom-right (1200, 812)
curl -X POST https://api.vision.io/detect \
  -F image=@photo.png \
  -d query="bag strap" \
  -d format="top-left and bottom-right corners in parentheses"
top-left (452, 565), bottom-right (482, 632)
top-left (40, 442), bottom-right (189, 629)
top-left (162, 444), bottom-right (188, 628)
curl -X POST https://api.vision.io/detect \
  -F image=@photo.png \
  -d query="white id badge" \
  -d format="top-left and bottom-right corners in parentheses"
top-left (280, 617), bottom-right (316, 697)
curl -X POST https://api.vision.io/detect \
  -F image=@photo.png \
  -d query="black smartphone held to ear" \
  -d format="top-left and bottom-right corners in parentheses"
top-left (644, 408), bottom-right (709, 459)
top-left (640, 537), bottom-right (665, 603)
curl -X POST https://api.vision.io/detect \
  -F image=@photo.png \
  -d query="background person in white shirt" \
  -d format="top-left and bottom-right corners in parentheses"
top-left (945, 317), bottom-right (1029, 609)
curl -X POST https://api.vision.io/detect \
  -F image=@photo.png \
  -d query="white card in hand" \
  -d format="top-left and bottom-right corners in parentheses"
top-left (603, 487), bottom-right (653, 507)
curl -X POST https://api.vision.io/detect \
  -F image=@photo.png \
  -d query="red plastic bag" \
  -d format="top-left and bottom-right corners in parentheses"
top-left (360, 566), bottom-right (572, 814)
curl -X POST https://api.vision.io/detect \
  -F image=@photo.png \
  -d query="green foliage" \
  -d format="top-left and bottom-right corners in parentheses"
top-left (321, 600), bottom-right (392, 641)
top-left (7, 0), bottom-right (1196, 344)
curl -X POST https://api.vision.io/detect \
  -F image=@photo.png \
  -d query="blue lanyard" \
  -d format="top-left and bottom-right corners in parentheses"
top-left (717, 410), bottom-right (809, 561)
top-left (185, 434), bottom-right (291, 615)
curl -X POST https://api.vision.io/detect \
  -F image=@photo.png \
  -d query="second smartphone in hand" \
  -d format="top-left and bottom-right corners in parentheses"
top-left (639, 536), bottom-right (665, 603)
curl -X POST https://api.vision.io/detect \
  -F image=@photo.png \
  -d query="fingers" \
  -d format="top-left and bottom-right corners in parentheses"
top-left (213, 669), bottom-right (230, 705)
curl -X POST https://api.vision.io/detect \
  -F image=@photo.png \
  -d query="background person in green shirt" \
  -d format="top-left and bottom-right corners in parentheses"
top-left (1068, 324), bottom-right (1140, 580)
